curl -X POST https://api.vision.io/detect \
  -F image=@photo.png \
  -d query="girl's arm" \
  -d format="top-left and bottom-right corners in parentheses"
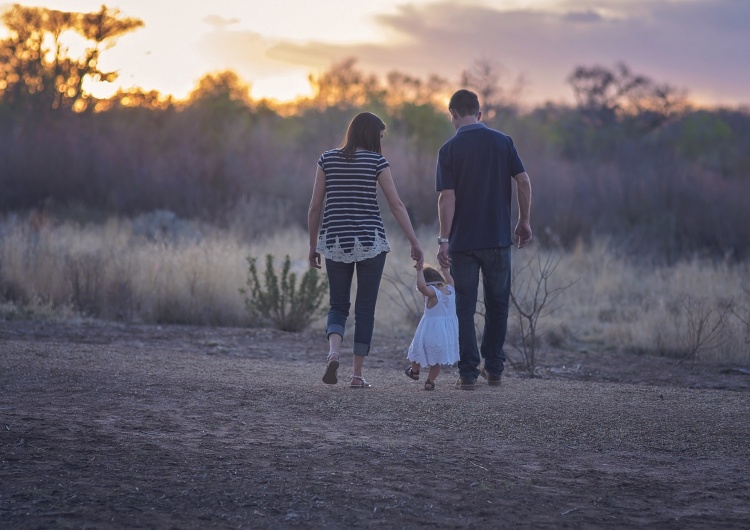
top-left (440, 264), bottom-right (455, 287)
top-left (415, 266), bottom-right (437, 300)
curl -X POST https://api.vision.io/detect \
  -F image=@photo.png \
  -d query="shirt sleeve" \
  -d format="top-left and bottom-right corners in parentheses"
top-left (317, 153), bottom-right (326, 170)
top-left (376, 155), bottom-right (389, 176)
top-left (435, 145), bottom-right (454, 191)
top-left (508, 137), bottom-right (525, 176)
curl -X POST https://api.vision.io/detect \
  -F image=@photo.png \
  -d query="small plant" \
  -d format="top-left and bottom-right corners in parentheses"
top-left (676, 294), bottom-right (733, 369)
top-left (730, 284), bottom-right (750, 345)
top-left (509, 250), bottom-right (576, 376)
top-left (240, 254), bottom-right (327, 332)
top-left (381, 270), bottom-right (424, 328)
top-left (65, 252), bottom-right (106, 316)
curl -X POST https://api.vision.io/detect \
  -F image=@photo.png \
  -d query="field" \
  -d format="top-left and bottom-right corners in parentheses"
top-left (2, 216), bottom-right (750, 528)
top-left (2, 319), bottom-right (750, 529)
top-left (2, 216), bottom-right (749, 365)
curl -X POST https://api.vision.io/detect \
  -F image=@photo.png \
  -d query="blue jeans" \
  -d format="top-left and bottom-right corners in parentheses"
top-left (325, 252), bottom-right (387, 356)
top-left (451, 247), bottom-right (511, 380)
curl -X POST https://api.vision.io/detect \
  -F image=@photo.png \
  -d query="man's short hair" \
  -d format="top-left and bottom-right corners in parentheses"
top-left (449, 89), bottom-right (480, 117)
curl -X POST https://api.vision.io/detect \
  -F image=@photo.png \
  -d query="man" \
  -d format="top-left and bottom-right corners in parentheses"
top-left (436, 89), bottom-right (532, 390)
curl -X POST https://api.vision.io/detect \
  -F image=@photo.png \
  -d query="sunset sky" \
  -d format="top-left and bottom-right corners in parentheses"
top-left (4, 0), bottom-right (749, 107)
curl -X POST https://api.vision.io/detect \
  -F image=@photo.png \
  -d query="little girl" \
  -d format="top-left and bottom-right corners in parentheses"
top-left (404, 263), bottom-right (459, 390)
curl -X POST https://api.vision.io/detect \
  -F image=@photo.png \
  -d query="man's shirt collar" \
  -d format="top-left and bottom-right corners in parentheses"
top-left (456, 123), bottom-right (486, 134)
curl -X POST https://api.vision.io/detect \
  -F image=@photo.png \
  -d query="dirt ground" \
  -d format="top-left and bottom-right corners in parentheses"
top-left (1, 319), bottom-right (749, 529)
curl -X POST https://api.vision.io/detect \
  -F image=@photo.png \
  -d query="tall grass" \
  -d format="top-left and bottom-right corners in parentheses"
top-left (1, 213), bottom-right (748, 364)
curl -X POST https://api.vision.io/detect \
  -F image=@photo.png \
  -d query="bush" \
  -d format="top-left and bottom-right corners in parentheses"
top-left (240, 254), bottom-right (327, 332)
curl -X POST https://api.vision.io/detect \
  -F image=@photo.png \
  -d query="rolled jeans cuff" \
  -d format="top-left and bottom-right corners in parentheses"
top-left (352, 342), bottom-right (370, 356)
top-left (326, 324), bottom-right (345, 340)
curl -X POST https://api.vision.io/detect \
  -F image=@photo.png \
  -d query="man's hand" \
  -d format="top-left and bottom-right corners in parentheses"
top-left (514, 221), bottom-right (532, 249)
top-left (437, 242), bottom-right (450, 268)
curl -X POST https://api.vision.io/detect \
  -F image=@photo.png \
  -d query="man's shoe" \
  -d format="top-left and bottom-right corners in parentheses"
top-left (480, 367), bottom-right (502, 387)
top-left (454, 377), bottom-right (476, 391)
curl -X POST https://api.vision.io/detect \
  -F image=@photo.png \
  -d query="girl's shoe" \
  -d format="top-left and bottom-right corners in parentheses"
top-left (350, 375), bottom-right (372, 389)
top-left (404, 367), bottom-right (420, 380)
top-left (322, 353), bottom-right (339, 385)
top-left (424, 379), bottom-right (435, 391)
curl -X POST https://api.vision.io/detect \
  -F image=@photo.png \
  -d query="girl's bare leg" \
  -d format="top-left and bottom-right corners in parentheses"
top-left (427, 364), bottom-right (441, 382)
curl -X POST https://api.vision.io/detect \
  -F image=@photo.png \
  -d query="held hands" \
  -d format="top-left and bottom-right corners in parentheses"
top-left (411, 243), bottom-right (424, 269)
top-left (437, 242), bottom-right (450, 269)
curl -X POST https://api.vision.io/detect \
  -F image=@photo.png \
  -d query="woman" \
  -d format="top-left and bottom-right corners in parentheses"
top-left (308, 112), bottom-right (423, 388)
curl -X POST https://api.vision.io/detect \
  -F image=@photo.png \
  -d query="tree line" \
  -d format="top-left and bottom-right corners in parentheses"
top-left (1, 4), bottom-right (749, 261)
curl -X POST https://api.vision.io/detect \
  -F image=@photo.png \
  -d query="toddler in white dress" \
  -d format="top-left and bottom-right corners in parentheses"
top-left (405, 263), bottom-right (459, 390)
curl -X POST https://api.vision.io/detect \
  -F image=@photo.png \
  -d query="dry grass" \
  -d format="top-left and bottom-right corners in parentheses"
top-left (1, 215), bottom-right (748, 364)
top-left (542, 239), bottom-right (749, 363)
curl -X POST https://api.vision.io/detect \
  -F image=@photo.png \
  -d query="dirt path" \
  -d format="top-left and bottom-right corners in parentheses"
top-left (1, 321), bottom-right (749, 529)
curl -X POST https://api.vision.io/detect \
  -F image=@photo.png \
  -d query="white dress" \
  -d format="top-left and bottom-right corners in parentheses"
top-left (407, 285), bottom-right (459, 367)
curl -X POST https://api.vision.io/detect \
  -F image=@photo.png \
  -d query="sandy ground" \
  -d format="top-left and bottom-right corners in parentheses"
top-left (1, 320), bottom-right (749, 529)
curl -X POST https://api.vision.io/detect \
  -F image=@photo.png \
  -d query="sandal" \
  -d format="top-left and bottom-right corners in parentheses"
top-left (424, 379), bottom-right (435, 391)
top-left (322, 353), bottom-right (339, 385)
top-left (349, 375), bottom-right (372, 389)
top-left (404, 367), bottom-right (420, 380)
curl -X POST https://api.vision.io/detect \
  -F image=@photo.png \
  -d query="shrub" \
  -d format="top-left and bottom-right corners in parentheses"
top-left (240, 254), bottom-right (327, 331)
top-left (509, 249), bottom-right (577, 376)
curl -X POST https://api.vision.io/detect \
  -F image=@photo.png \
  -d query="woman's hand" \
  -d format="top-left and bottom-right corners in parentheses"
top-left (411, 243), bottom-right (424, 269)
top-left (309, 247), bottom-right (322, 269)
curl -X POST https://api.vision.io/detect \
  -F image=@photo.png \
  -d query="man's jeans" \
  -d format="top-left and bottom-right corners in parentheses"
top-left (325, 252), bottom-right (387, 356)
top-left (451, 246), bottom-right (511, 380)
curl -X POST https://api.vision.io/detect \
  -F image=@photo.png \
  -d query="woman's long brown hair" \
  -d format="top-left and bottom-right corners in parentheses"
top-left (340, 112), bottom-right (385, 159)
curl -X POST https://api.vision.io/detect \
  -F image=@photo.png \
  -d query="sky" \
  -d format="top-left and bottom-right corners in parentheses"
top-left (2, 0), bottom-right (749, 107)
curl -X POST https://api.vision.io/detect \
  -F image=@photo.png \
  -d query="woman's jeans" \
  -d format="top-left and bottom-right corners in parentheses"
top-left (450, 246), bottom-right (511, 380)
top-left (325, 252), bottom-right (387, 356)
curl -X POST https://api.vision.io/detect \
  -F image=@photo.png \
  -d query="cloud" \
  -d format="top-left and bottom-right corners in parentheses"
top-left (203, 15), bottom-right (240, 31)
top-left (195, 28), bottom-right (302, 79)
top-left (246, 0), bottom-right (750, 106)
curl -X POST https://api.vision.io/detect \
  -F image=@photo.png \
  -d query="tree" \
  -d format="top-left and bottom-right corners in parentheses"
top-left (0, 4), bottom-right (143, 112)
top-left (385, 70), bottom-right (449, 109)
top-left (460, 58), bottom-right (524, 122)
top-left (187, 70), bottom-right (253, 111)
top-left (567, 62), bottom-right (685, 130)
top-left (307, 58), bottom-right (384, 110)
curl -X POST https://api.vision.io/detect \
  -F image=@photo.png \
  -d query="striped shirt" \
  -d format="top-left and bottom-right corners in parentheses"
top-left (316, 149), bottom-right (391, 263)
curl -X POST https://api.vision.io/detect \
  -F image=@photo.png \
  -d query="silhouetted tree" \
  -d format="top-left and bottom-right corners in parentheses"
top-left (460, 58), bottom-right (524, 122)
top-left (0, 4), bottom-right (143, 112)
top-left (567, 62), bottom-right (685, 131)
top-left (188, 70), bottom-right (253, 110)
top-left (307, 58), bottom-right (384, 110)
top-left (385, 70), bottom-right (449, 109)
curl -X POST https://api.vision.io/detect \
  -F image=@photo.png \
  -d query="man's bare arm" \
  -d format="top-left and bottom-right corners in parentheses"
top-left (437, 190), bottom-right (455, 266)
top-left (512, 171), bottom-right (532, 248)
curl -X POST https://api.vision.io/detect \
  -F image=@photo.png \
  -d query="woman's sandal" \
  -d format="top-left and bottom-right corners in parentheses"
top-left (424, 379), bottom-right (435, 391)
top-left (322, 353), bottom-right (339, 385)
top-left (404, 367), bottom-right (420, 380)
top-left (350, 375), bottom-right (372, 389)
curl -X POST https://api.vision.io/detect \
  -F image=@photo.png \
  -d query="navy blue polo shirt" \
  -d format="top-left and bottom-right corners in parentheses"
top-left (435, 123), bottom-right (525, 251)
